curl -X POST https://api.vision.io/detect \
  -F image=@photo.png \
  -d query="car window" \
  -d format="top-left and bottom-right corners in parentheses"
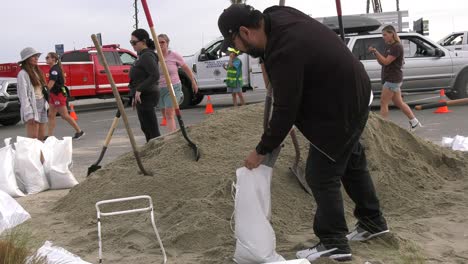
top-left (400, 37), bottom-right (438, 58)
top-left (97, 51), bottom-right (120, 66)
top-left (119, 52), bottom-right (136, 65)
top-left (441, 33), bottom-right (464, 46)
top-left (352, 38), bottom-right (386, 60)
top-left (203, 41), bottom-right (228, 60)
top-left (61, 52), bottom-right (91, 62)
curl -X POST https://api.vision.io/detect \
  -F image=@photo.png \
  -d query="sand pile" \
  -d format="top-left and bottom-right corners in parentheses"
top-left (52, 104), bottom-right (468, 263)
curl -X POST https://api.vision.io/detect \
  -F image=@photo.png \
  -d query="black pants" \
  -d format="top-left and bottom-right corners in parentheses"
top-left (136, 92), bottom-right (160, 142)
top-left (305, 111), bottom-right (387, 251)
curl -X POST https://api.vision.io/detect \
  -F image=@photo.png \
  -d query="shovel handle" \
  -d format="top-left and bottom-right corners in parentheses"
top-left (91, 34), bottom-right (152, 176)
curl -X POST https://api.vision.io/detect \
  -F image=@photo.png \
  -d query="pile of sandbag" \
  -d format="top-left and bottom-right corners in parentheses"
top-left (0, 136), bottom-right (78, 198)
top-left (441, 135), bottom-right (468, 151)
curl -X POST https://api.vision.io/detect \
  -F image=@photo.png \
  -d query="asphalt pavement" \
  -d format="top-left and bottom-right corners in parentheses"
top-left (1, 89), bottom-right (467, 181)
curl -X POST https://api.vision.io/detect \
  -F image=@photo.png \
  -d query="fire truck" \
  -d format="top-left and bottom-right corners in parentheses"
top-left (0, 44), bottom-right (200, 126)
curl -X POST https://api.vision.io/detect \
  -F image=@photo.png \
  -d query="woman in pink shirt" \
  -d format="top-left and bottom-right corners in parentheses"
top-left (158, 34), bottom-right (198, 132)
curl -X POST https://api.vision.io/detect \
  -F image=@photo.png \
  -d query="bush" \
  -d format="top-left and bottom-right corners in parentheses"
top-left (0, 229), bottom-right (46, 264)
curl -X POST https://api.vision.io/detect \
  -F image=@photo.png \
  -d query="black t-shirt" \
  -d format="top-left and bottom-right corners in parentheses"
top-left (382, 43), bottom-right (404, 83)
top-left (49, 64), bottom-right (64, 94)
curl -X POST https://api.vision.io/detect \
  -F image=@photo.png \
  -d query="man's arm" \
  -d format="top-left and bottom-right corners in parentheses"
top-left (256, 54), bottom-right (304, 154)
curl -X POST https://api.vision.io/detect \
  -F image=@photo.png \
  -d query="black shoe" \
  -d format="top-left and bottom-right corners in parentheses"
top-left (73, 131), bottom-right (85, 140)
top-left (296, 242), bottom-right (352, 262)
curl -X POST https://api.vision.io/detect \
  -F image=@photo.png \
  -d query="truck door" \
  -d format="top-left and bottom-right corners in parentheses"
top-left (399, 35), bottom-right (453, 91)
top-left (116, 51), bottom-right (137, 93)
top-left (195, 40), bottom-right (230, 89)
top-left (94, 51), bottom-right (123, 95)
top-left (351, 37), bottom-right (386, 93)
top-left (439, 33), bottom-right (465, 52)
top-left (248, 57), bottom-right (265, 90)
top-left (61, 51), bottom-right (95, 97)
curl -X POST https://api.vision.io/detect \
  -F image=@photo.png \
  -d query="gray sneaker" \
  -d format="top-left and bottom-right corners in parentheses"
top-left (73, 131), bottom-right (85, 140)
top-left (347, 225), bottom-right (389, 241)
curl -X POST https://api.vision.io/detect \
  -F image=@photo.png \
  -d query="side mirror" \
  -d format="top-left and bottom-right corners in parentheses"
top-left (435, 48), bottom-right (445, 57)
top-left (201, 48), bottom-right (206, 54)
top-left (198, 53), bottom-right (208, 61)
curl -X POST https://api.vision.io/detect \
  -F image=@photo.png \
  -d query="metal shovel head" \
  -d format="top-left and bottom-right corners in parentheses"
top-left (87, 164), bottom-right (102, 176)
top-left (290, 163), bottom-right (312, 196)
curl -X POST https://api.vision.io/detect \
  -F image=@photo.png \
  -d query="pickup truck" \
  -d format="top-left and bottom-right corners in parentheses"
top-left (438, 31), bottom-right (468, 52)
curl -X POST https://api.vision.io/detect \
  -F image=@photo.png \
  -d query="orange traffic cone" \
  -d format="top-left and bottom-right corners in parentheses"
top-left (160, 117), bottom-right (167, 126)
top-left (205, 96), bottom-right (214, 115)
top-left (434, 89), bottom-right (452, 114)
top-left (69, 104), bottom-right (78, 120)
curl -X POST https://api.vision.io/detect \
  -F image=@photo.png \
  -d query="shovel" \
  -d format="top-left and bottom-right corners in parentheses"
top-left (262, 66), bottom-right (311, 195)
top-left (289, 129), bottom-right (312, 195)
top-left (91, 34), bottom-right (152, 176)
top-left (87, 110), bottom-right (121, 176)
top-left (141, 0), bottom-right (200, 161)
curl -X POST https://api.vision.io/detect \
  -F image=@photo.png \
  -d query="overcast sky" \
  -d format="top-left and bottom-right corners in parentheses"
top-left (1, 0), bottom-right (467, 62)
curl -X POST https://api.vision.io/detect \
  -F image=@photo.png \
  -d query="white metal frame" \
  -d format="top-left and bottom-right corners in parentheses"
top-left (95, 195), bottom-right (167, 264)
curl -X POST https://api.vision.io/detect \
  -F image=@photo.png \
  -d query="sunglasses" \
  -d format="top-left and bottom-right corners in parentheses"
top-left (130, 40), bottom-right (142, 46)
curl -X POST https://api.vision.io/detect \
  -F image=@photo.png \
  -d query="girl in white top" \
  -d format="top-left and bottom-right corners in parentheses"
top-left (16, 47), bottom-right (48, 140)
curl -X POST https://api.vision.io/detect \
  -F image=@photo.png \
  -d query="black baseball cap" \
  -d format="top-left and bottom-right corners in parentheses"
top-left (218, 4), bottom-right (262, 52)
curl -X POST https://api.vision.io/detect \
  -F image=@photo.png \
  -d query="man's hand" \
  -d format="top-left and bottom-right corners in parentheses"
top-left (244, 150), bottom-right (265, 170)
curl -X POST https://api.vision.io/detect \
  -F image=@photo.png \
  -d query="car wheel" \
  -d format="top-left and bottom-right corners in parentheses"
top-left (0, 116), bottom-right (21, 126)
top-left (447, 70), bottom-right (468, 100)
top-left (179, 78), bottom-right (193, 109)
top-left (191, 93), bottom-right (205, 106)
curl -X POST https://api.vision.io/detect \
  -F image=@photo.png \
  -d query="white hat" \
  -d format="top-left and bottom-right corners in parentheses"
top-left (19, 47), bottom-right (41, 63)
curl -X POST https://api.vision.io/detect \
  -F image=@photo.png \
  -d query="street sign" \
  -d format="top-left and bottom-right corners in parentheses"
top-left (55, 44), bottom-right (64, 56)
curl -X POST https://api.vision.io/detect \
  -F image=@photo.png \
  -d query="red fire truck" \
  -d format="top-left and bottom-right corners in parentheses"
top-left (0, 44), bottom-right (201, 125)
top-left (0, 44), bottom-right (135, 99)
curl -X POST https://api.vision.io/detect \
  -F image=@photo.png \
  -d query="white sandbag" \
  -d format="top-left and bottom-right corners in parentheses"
top-left (267, 260), bottom-right (311, 264)
top-left (0, 138), bottom-right (25, 197)
top-left (0, 189), bottom-right (31, 234)
top-left (441, 137), bottom-right (454, 148)
top-left (31, 241), bottom-right (91, 264)
top-left (14, 136), bottom-right (49, 194)
top-left (452, 135), bottom-right (468, 151)
top-left (42, 137), bottom-right (77, 189)
top-left (234, 165), bottom-right (285, 264)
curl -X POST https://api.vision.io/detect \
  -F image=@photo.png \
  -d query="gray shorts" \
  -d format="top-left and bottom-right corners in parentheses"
top-left (35, 98), bottom-right (48, 123)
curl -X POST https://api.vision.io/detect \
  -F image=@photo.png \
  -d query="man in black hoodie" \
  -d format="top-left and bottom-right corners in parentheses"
top-left (218, 4), bottom-right (389, 262)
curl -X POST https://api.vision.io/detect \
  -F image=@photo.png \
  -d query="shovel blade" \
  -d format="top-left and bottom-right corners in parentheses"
top-left (87, 164), bottom-right (102, 177)
top-left (290, 164), bottom-right (313, 195)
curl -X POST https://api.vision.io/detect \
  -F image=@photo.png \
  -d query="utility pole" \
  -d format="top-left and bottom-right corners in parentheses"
top-left (133, 0), bottom-right (139, 29)
top-left (279, 0), bottom-right (285, 6)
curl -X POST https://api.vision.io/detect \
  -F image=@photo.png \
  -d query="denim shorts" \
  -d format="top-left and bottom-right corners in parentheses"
top-left (159, 83), bottom-right (183, 108)
top-left (383, 82), bottom-right (402, 92)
